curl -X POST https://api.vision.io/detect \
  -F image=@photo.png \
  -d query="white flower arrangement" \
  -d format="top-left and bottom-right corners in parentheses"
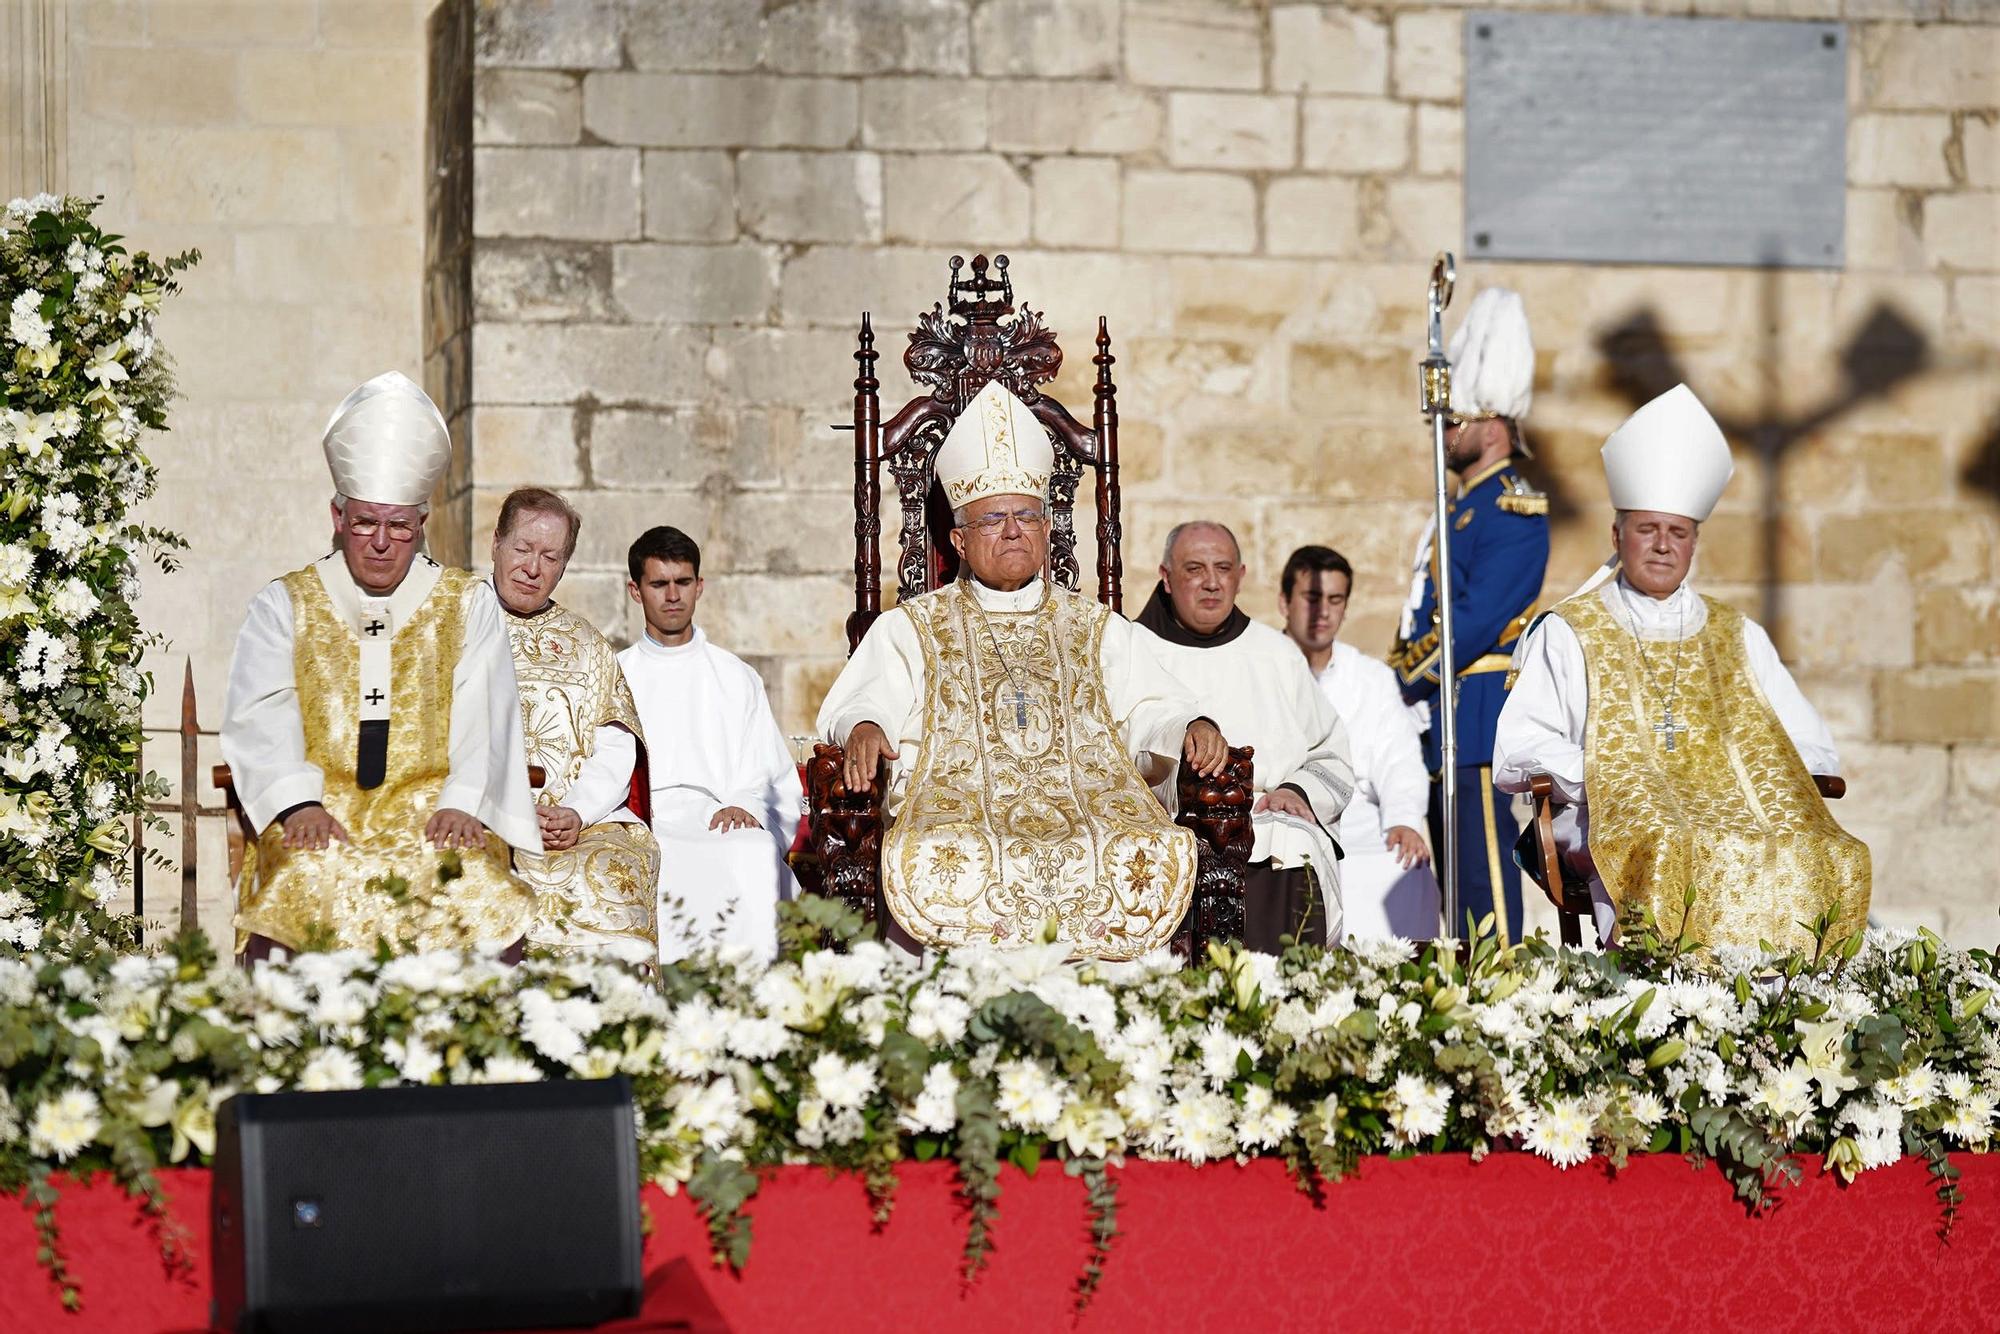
top-left (0, 194), bottom-right (194, 942)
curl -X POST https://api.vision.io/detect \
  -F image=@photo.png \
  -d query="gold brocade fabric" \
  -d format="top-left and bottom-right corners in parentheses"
top-left (1561, 592), bottom-right (1870, 953)
top-left (506, 602), bottom-right (659, 959)
top-left (883, 581), bottom-right (1196, 959)
top-left (235, 566), bottom-right (534, 952)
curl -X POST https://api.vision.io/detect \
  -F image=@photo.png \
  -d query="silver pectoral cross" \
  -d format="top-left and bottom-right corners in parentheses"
top-left (1653, 709), bottom-right (1689, 751)
top-left (1013, 689), bottom-right (1027, 729)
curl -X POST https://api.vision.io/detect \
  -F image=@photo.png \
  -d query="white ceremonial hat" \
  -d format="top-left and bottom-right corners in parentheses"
top-left (1601, 383), bottom-right (1735, 522)
top-left (321, 371), bottom-right (452, 507)
top-left (1448, 287), bottom-right (1535, 422)
top-left (935, 380), bottom-right (1054, 509)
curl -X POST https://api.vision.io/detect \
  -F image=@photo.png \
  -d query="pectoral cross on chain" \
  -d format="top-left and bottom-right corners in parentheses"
top-left (1012, 689), bottom-right (1027, 730)
top-left (1653, 709), bottom-right (1688, 752)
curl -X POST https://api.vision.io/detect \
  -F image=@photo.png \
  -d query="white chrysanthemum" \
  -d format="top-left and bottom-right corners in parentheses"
top-left (1234, 1085), bottom-right (1299, 1151)
top-left (724, 1015), bottom-right (792, 1061)
top-left (0, 1086), bottom-right (19, 1145)
top-left (0, 543), bottom-right (34, 586)
top-left (1941, 1071), bottom-right (1975, 1104)
top-left (387, 1037), bottom-right (443, 1084)
top-left (1626, 1091), bottom-right (1668, 1127)
top-left (1523, 1096), bottom-right (1594, 1168)
top-left (899, 1062), bottom-right (961, 1135)
top-left (0, 958), bottom-right (35, 1006)
top-left (994, 1058), bottom-right (1067, 1133)
top-left (662, 997), bottom-right (731, 1078)
top-left (809, 1052), bottom-right (878, 1110)
top-left (379, 953), bottom-right (459, 995)
top-left (9, 289), bottom-right (52, 351)
top-left (1164, 1086), bottom-right (1236, 1163)
top-left (47, 576), bottom-right (98, 622)
top-left (675, 1078), bottom-right (747, 1150)
top-left (1388, 1073), bottom-right (1450, 1145)
top-left (517, 989), bottom-right (591, 1066)
top-left (1115, 1079), bottom-right (1167, 1134)
top-left (1837, 1097), bottom-right (1904, 1171)
top-left (476, 1054), bottom-right (544, 1085)
top-left (1881, 1063), bottom-right (1939, 1112)
top-left (1197, 1023), bottom-right (1263, 1088)
top-left (297, 1049), bottom-right (364, 1092)
top-left (28, 1087), bottom-right (100, 1160)
top-left (1942, 1092), bottom-right (1995, 1148)
top-left (1751, 1062), bottom-right (1813, 1125)
top-left (252, 964), bottom-right (310, 1014)
top-left (308, 981), bottom-right (370, 1029)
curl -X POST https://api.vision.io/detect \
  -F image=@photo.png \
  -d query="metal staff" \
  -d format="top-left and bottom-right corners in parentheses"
top-left (1419, 252), bottom-right (1460, 937)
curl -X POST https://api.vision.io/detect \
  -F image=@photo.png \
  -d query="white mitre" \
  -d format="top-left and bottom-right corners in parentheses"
top-left (1448, 287), bottom-right (1534, 422)
top-left (936, 380), bottom-right (1053, 509)
top-left (1602, 383), bottom-right (1734, 522)
top-left (323, 371), bottom-right (451, 507)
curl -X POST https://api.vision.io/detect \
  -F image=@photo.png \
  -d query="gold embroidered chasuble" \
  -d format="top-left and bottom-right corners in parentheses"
top-left (505, 602), bottom-right (660, 959)
top-left (235, 566), bottom-right (534, 952)
top-left (883, 581), bottom-right (1196, 958)
top-left (1557, 593), bottom-right (1870, 953)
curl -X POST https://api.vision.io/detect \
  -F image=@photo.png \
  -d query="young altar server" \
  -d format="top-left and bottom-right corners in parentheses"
top-left (618, 526), bottom-right (802, 962)
top-left (1135, 521), bottom-right (1356, 950)
top-left (221, 372), bottom-right (541, 959)
top-left (489, 488), bottom-right (659, 964)
top-left (1278, 545), bottom-right (1440, 941)
top-left (1493, 384), bottom-right (1869, 951)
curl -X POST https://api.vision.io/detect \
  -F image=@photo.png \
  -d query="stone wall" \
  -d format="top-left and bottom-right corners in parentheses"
top-left (37, 0), bottom-right (2000, 944)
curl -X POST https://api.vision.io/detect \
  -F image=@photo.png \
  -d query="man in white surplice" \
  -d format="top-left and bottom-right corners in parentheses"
top-left (221, 372), bottom-right (540, 959)
top-left (1134, 522), bottom-right (1355, 949)
top-left (618, 525), bottom-right (802, 962)
top-left (817, 380), bottom-right (1230, 960)
top-left (1277, 545), bottom-right (1439, 940)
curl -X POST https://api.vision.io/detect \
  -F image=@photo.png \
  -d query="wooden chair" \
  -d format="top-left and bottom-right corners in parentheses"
top-left (797, 254), bottom-right (1255, 954)
top-left (1519, 771), bottom-right (1847, 947)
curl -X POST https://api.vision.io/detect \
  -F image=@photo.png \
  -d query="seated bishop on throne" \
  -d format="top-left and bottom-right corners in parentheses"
top-left (221, 372), bottom-right (543, 958)
top-left (816, 381), bottom-right (1230, 960)
top-left (1495, 385), bottom-right (1870, 953)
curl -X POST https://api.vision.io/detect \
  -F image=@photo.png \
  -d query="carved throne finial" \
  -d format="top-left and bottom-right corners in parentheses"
top-left (948, 253), bottom-right (1014, 322)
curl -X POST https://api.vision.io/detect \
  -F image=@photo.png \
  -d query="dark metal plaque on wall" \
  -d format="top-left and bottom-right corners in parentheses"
top-left (1463, 13), bottom-right (1846, 268)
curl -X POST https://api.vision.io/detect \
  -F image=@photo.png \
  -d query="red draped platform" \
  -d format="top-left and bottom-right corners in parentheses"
top-left (5, 1154), bottom-right (1996, 1332)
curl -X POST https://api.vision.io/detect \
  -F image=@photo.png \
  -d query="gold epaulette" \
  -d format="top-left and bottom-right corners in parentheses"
top-left (1496, 475), bottom-right (1548, 517)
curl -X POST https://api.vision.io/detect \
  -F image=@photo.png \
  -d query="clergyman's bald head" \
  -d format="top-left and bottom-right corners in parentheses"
top-left (1162, 520), bottom-right (1240, 568)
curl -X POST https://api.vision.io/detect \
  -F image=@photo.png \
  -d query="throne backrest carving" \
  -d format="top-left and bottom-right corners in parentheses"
top-left (843, 254), bottom-right (1125, 651)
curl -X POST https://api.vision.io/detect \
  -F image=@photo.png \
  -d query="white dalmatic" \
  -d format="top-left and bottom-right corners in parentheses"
top-left (617, 627), bottom-right (802, 962)
top-left (1140, 620), bottom-right (1355, 940)
top-left (1315, 641), bottom-right (1440, 940)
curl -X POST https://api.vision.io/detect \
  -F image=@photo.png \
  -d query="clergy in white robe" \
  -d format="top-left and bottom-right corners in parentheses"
top-left (1278, 545), bottom-right (1440, 941)
top-left (490, 488), bottom-right (659, 965)
top-left (618, 525), bottom-right (801, 963)
top-left (1493, 385), bottom-right (1869, 952)
top-left (221, 373), bottom-right (540, 958)
top-left (1136, 522), bottom-right (1355, 949)
top-left (818, 382), bottom-right (1230, 959)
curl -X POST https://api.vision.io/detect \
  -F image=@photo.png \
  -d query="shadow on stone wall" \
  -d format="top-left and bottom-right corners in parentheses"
top-left (1594, 266), bottom-right (1932, 635)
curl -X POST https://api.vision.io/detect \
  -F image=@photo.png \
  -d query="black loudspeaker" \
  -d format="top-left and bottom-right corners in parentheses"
top-left (212, 1077), bottom-right (644, 1334)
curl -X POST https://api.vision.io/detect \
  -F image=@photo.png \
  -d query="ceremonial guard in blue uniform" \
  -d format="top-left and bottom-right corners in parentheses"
top-left (1388, 289), bottom-right (1548, 943)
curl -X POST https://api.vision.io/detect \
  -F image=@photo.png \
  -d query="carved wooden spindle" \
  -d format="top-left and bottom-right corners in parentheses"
top-left (180, 660), bottom-right (201, 932)
top-left (1092, 317), bottom-right (1122, 612)
top-left (848, 312), bottom-right (882, 653)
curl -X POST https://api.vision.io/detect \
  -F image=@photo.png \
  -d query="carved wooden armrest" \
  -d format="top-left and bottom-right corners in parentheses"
top-left (801, 743), bottom-right (884, 932)
top-left (1175, 744), bottom-right (1256, 955)
top-left (1813, 775), bottom-right (1844, 800)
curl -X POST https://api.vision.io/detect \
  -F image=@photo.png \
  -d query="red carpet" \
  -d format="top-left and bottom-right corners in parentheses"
top-left (4, 1154), bottom-right (1996, 1331)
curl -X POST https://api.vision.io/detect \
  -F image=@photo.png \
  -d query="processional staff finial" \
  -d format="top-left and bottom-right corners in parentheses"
top-left (1419, 251), bottom-right (1462, 939)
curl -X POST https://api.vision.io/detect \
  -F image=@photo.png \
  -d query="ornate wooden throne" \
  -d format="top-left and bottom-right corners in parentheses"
top-left (798, 254), bottom-right (1254, 954)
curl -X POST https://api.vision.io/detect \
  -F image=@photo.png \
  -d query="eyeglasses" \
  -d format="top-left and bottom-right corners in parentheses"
top-left (345, 517), bottom-right (422, 542)
top-left (961, 509), bottom-right (1048, 534)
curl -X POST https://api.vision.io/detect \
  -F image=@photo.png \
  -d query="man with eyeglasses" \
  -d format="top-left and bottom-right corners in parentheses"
top-left (221, 372), bottom-right (542, 960)
top-left (817, 380), bottom-right (1228, 959)
top-left (1386, 288), bottom-right (1549, 944)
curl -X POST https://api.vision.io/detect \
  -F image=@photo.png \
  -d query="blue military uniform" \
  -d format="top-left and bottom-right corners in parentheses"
top-left (1389, 455), bottom-right (1548, 943)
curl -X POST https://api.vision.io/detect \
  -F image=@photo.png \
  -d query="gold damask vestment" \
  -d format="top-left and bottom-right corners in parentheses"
top-left (1557, 593), bottom-right (1870, 953)
top-left (506, 602), bottom-right (659, 960)
top-left (883, 581), bottom-right (1196, 958)
top-left (236, 566), bottom-right (535, 952)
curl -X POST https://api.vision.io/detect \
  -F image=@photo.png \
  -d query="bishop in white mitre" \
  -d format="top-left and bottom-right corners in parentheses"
top-left (1494, 384), bottom-right (1869, 951)
top-left (221, 372), bottom-right (541, 958)
top-left (1135, 522), bottom-right (1355, 949)
top-left (816, 380), bottom-right (1230, 960)
top-left (618, 525), bottom-right (802, 962)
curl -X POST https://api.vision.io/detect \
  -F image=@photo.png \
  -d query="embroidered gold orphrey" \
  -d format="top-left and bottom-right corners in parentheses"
top-left (1558, 590), bottom-right (1870, 954)
top-left (884, 581), bottom-right (1195, 958)
top-left (506, 601), bottom-right (660, 959)
top-left (236, 566), bottom-right (535, 953)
